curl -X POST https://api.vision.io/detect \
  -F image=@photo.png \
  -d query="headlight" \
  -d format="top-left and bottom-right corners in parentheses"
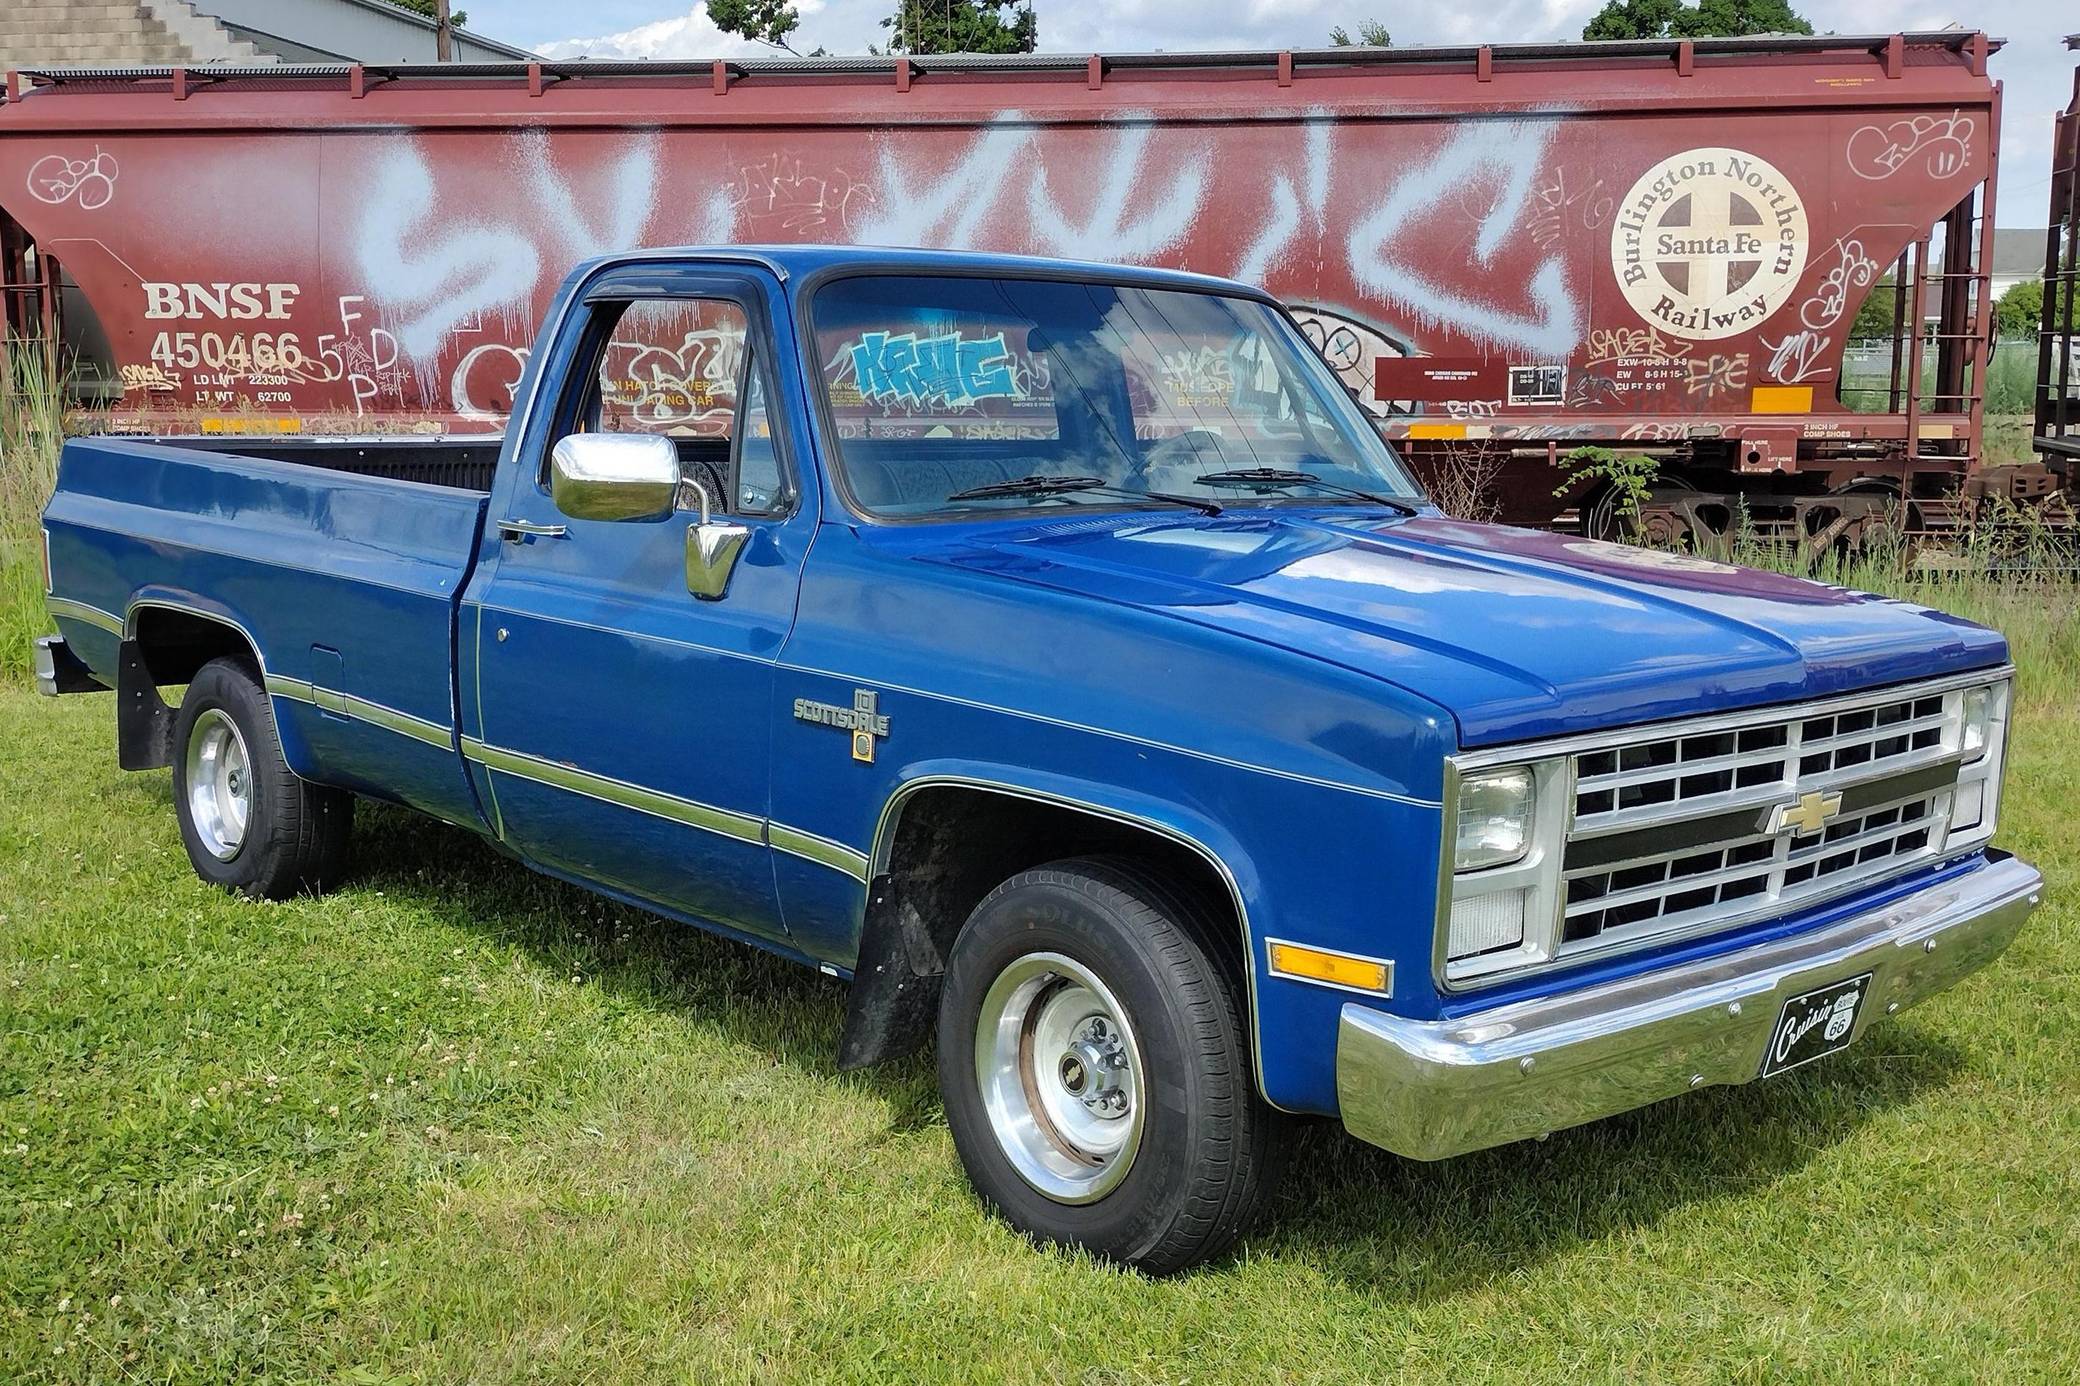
top-left (1454, 765), bottom-right (1535, 872)
top-left (1946, 679), bottom-right (2010, 846)
top-left (1440, 757), bottom-right (1565, 975)
top-left (1961, 684), bottom-right (1994, 762)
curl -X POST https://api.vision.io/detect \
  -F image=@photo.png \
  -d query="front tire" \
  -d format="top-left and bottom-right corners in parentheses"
top-left (173, 657), bottom-right (351, 898)
top-left (937, 857), bottom-right (1283, 1275)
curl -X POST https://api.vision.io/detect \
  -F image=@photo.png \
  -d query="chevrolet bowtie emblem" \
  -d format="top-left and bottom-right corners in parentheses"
top-left (1766, 789), bottom-right (1843, 836)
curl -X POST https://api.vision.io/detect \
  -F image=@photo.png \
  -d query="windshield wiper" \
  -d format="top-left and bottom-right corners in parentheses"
top-left (946, 474), bottom-right (1223, 516)
top-left (1190, 467), bottom-right (1419, 516)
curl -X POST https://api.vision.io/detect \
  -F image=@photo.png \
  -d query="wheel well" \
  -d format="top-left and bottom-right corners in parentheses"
top-left (129, 606), bottom-right (260, 686)
top-left (835, 784), bottom-right (1247, 1071)
top-left (113, 607), bottom-right (262, 772)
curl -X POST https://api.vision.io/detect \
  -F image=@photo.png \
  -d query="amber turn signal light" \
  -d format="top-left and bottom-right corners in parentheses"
top-left (1267, 940), bottom-right (1391, 995)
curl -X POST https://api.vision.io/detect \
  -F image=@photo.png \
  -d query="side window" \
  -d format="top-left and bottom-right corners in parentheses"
top-left (735, 364), bottom-right (785, 515)
top-left (563, 296), bottom-right (784, 517)
top-left (591, 297), bottom-right (746, 438)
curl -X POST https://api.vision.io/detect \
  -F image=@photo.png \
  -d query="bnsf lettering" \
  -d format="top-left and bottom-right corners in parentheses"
top-left (143, 282), bottom-right (300, 321)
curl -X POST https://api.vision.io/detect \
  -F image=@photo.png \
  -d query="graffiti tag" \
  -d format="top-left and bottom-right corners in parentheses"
top-left (1347, 120), bottom-right (1584, 359)
top-left (1761, 329), bottom-right (1831, 384)
top-left (1683, 352), bottom-right (1748, 398)
top-left (1800, 238), bottom-right (1879, 329)
top-left (1847, 110), bottom-right (1974, 181)
top-left (850, 330), bottom-right (1018, 408)
top-left (26, 147), bottom-right (118, 210)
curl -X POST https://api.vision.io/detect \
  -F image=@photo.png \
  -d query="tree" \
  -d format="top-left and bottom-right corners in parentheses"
top-left (1582, 0), bottom-right (1811, 40)
top-left (881, 0), bottom-right (1037, 54)
top-left (1330, 20), bottom-right (1391, 46)
top-left (1994, 280), bottom-right (2044, 342)
top-left (389, 0), bottom-right (467, 29)
top-left (709, 0), bottom-right (804, 54)
top-left (1850, 275), bottom-right (1900, 342)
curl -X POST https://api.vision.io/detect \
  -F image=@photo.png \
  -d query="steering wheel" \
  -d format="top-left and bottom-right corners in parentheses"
top-left (1139, 424), bottom-right (1231, 472)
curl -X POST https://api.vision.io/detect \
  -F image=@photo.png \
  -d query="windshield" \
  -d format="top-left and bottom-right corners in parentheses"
top-left (808, 274), bottom-right (1423, 519)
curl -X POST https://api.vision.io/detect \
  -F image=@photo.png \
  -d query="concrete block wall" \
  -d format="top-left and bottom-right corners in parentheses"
top-left (1, 0), bottom-right (263, 69)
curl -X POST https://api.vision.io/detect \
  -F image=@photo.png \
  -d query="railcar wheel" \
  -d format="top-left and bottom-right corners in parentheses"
top-left (172, 657), bottom-right (352, 898)
top-left (937, 857), bottom-right (1283, 1275)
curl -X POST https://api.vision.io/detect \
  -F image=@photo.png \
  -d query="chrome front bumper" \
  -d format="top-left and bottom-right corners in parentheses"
top-left (1338, 853), bottom-right (2042, 1161)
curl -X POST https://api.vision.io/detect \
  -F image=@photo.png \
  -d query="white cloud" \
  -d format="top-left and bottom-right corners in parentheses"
top-left (536, 3), bottom-right (828, 60)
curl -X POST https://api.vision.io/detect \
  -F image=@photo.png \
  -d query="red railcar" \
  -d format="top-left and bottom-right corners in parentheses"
top-left (0, 32), bottom-right (2028, 537)
top-left (2035, 37), bottom-right (2079, 478)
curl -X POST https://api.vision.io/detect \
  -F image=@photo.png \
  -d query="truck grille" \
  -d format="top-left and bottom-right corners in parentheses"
top-left (1557, 682), bottom-right (1963, 958)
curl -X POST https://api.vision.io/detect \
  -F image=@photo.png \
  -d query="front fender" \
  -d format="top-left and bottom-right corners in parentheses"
top-left (857, 758), bottom-right (1445, 1116)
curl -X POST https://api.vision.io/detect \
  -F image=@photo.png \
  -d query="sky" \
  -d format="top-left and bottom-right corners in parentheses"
top-left (460, 0), bottom-right (2075, 227)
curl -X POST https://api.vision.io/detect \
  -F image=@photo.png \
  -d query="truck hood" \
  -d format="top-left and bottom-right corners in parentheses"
top-left (916, 510), bottom-right (2008, 746)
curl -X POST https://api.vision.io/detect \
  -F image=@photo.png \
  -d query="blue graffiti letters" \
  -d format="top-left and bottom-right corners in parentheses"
top-left (851, 329), bottom-right (1018, 407)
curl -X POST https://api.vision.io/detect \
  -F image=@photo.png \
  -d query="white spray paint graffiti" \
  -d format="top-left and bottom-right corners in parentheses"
top-left (856, 112), bottom-right (1210, 262)
top-left (26, 147), bottom-right (118, 210)
top-left (1028, 120), bottom-right (1209, 261)
top-left (451, 342), bottom-right (529, 422)
top-left (340, 116), bottom-right (1606, 421)
top-left (613, 327), bottom-right (745, 432)
top-left (734, 155), bottom-right (868, 235)
top-left (355, 139), bottom-right (542, 365)
top-left (1760, 329), bottom-right (1831, 383)
top-left (855, 114), bottom-right (1033, 249)
top-left (1847, 109), bottom-right (1975, 181)
top-left (1345, 120), bottom-right (1584, 359)
top-left (1800, 238), bottom-right (1879, 330)
top-left (1528, 167), bottom-right (1613, 251)
top-left (1233, 117), bottom-right (1332, 284)
top-left (354, 132), bottom-right (737, 413)
top-left (513, 126), bottom-right (657, 265)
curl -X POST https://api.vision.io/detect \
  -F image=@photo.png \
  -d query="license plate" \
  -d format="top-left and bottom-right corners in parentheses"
top-left (1759, 973), bottom-right (1873, 1078)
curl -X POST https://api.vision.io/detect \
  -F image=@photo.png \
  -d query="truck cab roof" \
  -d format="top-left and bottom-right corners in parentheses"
top-left (569, 244), bottom-right (1269, 299)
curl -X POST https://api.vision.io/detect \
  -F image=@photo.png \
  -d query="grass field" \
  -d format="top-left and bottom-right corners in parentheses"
top-left (2, 583), bottom-right (2078, 1381)
top-left (5, 352), bottom-right (2080, 1377)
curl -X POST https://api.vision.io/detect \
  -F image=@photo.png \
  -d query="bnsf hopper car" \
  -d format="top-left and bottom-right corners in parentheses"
top-left (0, 31), bottom-right (2036, 540)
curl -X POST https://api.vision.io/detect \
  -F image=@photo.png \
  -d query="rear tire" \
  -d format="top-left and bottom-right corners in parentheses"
top-left (937, 856), bottom-right (1283, 1275)
top-left (172, 657), bottom-right (351, 898)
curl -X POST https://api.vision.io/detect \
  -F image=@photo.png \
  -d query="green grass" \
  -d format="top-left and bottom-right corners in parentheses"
top-left (1, 587), bottom-right (2078, 1380)
top-left (6, 345), bottom-right (2080, 1378)
top-left (1, 342), bottom-right (63, 685)
top-left (1839, 337), bottom-right (2040, 417)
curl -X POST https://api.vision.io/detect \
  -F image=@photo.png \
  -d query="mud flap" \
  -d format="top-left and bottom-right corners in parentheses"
top-left (836, 873), bottom-right (949, 1071)
top-left (116, 640), bottom-right (177, 771)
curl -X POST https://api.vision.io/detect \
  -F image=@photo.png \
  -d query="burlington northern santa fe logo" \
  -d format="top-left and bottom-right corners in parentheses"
top-left (1611, 147), bottom-right (1809, 341)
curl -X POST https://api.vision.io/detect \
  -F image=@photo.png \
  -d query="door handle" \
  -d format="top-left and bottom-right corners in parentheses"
top-left (497, 518), bottom-right (567, 542)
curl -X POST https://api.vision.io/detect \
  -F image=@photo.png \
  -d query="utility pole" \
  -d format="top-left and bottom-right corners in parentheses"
top-left (435, 0), bottom-right (453, 61)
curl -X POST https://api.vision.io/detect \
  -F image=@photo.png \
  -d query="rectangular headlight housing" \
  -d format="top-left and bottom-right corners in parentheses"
top-left (1454, 765), bottom-right (1535, 871)
top-left (1944, 678), bottom-right (2010, 849)
top-left (1438, 756), bottom-right (1570, 979)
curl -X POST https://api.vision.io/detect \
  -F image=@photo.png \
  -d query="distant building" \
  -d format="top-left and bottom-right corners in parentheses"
top-left (1987, 228), bottom-right (2050, 303)
top-left (2, 0), bottom-right (534, 70)
top-left (1896, 228), bottom-right (2051, 330)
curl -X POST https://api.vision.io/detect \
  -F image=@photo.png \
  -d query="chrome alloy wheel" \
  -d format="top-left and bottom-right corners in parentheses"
top-left (185, 707), bottom-right (253, 862)
top-left (974, 951), bottom-right (1146, 1204)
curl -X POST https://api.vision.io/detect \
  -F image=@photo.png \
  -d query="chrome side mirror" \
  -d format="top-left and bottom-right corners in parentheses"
top-left (549, 433), bottom-right (679, 523)
top-left (683, 479), bottom-right (750, 601)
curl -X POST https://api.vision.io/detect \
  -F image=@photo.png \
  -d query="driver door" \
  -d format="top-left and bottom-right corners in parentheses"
top-left (460, 267), bottom-right (810, 939)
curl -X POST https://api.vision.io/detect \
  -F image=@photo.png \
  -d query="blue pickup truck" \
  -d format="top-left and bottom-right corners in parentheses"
top-left (35, 247), bottom-right (2039, 1273)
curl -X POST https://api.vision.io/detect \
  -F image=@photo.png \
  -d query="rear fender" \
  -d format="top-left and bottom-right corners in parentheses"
top-left (121, 592), bottom-right (319, 778)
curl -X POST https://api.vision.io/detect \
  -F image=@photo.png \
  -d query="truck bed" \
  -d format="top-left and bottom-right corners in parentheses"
top-left (150, 436), bottom-right (502, 493)
top-left (41, 436), bottom-right (490, 829)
